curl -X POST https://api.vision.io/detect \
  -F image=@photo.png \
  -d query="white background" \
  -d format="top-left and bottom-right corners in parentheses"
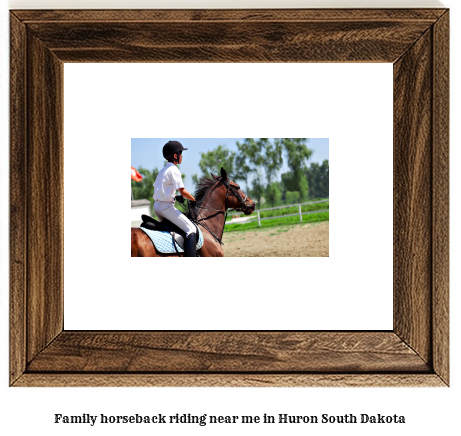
top-left (64, 63), bottom-right (392, 331)
top-left (1, 1), bottom-right (459, 436)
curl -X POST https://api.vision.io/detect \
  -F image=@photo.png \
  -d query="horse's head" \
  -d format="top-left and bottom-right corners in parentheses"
top-left (211, 168), bottom-right (256, 215)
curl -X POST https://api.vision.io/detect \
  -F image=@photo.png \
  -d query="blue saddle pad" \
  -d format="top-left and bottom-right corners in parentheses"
top-left (139, 227), bottom-right (204, 254)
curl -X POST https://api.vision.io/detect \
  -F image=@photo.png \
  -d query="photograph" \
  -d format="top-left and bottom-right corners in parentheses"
top-left (131, 138), bottom-right (329, 257)
top-left (2, 1), bottom-right (458, 435)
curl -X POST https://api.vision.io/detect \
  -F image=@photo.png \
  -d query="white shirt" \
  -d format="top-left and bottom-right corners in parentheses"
top-left (153, 163), bottom-right (185, 203)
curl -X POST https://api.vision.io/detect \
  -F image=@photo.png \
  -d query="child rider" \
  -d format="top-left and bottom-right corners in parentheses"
top-left (153, 140), bottom-right (197, 257)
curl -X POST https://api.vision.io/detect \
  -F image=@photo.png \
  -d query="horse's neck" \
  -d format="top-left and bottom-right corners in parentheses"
top-left (199, 194), bottom-right (226, 236)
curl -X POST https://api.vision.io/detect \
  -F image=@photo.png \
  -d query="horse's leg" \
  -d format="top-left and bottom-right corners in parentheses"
top-left (197, 232), bottom-right (224, 257)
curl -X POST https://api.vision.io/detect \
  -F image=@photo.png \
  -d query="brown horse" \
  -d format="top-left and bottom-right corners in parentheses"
top-left (131, 168), bottom-right (255, 257)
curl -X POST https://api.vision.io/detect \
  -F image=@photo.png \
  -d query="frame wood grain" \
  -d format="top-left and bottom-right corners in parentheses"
top-left (10, 9), bottom-right (449, 387)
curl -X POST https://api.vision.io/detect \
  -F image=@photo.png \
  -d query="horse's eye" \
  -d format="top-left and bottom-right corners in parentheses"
top-left (235, 185), bottom-right (240, 189)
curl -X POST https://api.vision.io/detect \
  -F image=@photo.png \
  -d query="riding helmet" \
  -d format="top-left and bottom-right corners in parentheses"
top-left (162, 140), bottom-right (188, 159)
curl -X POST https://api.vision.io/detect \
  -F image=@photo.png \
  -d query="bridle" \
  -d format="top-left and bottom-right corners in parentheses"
top-left (221, 176), bottom-right (249, 213)
top-left (189, 175), bottom-right (251, 245)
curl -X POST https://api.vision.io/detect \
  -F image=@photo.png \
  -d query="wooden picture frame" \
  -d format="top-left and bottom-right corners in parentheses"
top-left (10, 9), bottom-right (449, 387)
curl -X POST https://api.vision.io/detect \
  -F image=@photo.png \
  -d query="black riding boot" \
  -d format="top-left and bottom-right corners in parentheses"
top-left (184, 233), bottom-right (197, 257)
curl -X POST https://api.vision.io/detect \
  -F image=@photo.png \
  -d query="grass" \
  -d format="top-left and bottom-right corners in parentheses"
top-left (225, 199), bottom-right (329, 221)
top-left (224, 210), bottom-right (329, 233)
top-left (258, 201), bottom-right (329, 219)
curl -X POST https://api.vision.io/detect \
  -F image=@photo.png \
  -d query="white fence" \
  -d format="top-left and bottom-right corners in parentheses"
top-left (225, 199), bottom-right (329, 227)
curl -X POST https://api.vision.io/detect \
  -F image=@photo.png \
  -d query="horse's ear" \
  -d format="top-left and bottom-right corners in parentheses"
top-left (210, 172), bottom-right (217, 179)
top-left (220, 167), bottom-right (228, 181)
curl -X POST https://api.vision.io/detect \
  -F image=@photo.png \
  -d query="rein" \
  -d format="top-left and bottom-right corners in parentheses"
top-left (189, 176), bottom-right (249, 245)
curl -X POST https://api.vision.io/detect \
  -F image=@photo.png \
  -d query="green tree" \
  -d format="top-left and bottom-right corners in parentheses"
top-left (235, 138), bottom-right (284, 207)
top-left (281, 172), bottom-right (296, 192)
top-left (285, 191), bottom-right (301, 204)
top-left (305, 160), bottom-right (329, 199)
top-left (192, 144), bottom-right (236, 188)
top-left (234, 139), bottom-right (264, 195)
top-left (265, 181), bottom-right (282, 207)
top-left (191, 138), bottom-right (312, 207)
top-left (281, 138), bottom-right (312, 200)
top-left (131, 166), bottom-right (159, 208)
top-left (263, 138), bottom-right (284, 186)
top-left (248, 170), bottom-right (266, 208)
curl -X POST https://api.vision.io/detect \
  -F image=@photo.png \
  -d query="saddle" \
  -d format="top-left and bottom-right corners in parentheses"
top-left (140, 214), bottom-right (202, 255)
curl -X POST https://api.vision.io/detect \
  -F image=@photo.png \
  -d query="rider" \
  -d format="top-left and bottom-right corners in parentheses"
top-left (153, 140), bottom-right (198, 257)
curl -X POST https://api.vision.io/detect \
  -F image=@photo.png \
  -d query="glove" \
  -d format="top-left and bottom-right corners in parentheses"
top-left (175, 195), bottom-right (185, 204)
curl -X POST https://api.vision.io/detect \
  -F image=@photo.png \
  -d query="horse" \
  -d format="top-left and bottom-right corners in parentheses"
top-left (131, 167), bottom-right (256, 257)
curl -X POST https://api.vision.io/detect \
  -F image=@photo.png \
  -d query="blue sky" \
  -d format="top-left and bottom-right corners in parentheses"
top-left (131, 138), bottom-right (329, 191)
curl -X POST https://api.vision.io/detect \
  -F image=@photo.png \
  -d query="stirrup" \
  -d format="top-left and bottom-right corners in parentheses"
top-left (184, 233), bottom-right (197, 257)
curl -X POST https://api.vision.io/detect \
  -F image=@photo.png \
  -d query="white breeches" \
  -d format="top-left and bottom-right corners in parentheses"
top-left (154, 201), bottom-right (196, 236)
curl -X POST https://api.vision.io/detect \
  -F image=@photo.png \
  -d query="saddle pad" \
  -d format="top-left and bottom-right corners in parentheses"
top-left (139, 227), bottom-right (204, 254)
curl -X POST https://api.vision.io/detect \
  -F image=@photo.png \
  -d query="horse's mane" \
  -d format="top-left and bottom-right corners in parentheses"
top-left (186, 176), bottom-right (216, 221)
top-left (194, 177), bottom-right (216, 205)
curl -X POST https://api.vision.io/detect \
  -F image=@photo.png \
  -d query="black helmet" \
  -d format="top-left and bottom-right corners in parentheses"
top-left (162, 140), bottom-right (188, 159)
